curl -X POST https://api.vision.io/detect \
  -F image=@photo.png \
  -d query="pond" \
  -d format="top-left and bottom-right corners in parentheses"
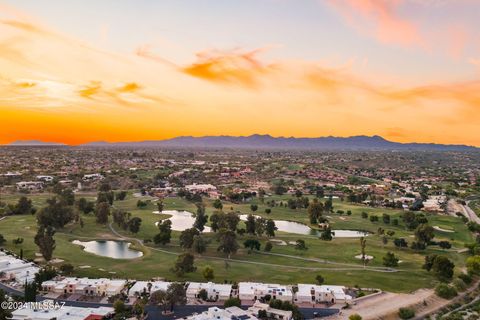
top-left (154, 210), bottom-right (211, 232)
top-left (72, 240), bottom-right (143, 259)
top-left (239, 215), bottom-right (369, 237)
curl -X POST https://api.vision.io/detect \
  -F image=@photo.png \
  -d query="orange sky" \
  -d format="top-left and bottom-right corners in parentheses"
top-left (1, 1), bottom-right (479, 146)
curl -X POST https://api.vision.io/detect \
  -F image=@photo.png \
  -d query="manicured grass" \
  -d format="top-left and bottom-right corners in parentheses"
top-left (0, 192), bottom-right (474, 293)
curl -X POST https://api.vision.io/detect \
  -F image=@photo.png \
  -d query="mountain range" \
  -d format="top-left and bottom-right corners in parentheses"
top-left (79, 135), bottom-right (477, 151)
top-left (5, 135), bottom-right (477, 151)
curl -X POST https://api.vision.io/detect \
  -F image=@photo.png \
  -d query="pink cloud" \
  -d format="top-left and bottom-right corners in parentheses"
top-left (328, 0), bottom-right (423, 47)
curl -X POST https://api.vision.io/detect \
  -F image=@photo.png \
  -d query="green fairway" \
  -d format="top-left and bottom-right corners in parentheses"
top-left (0, 192), bottom-right (474, 293)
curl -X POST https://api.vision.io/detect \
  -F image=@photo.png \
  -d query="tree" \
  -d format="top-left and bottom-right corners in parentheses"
top-left (34, 266), bottom-right (57, 285)
top-left (244, 239), bottom-right (261, 251)
top-left (24, 281), bottom-right (37, 302)
top-left (77, 198), bottom-right (94, 214)
top-left (0, 234), bottom-right (5, 246)
top-left (116, 191), bottom-right (128, 201)
top-left (15, 196), bottom-right (33, 215)
top-left (424, 255), bottom-right (455, 281)
top-left (154, 220), bottom-right (172, 245)
top-left (213, 199), bottom-right (223, 210)
top-left (113, 299), bottom-right (126, 315)
top-left (255, 217), bottom-right (265, 236)
top-left (394, 238), bottom-right (408, 248)
top-left (307, 198), bottom-right (324, 224)
top-left (34, 225), bottom-right (56, 261)
top-left (127, 217), bottom-right (142, 233)
top-left (217, 229), bottom-right (238, 258)
top-left (192, 235), bottom-right (207, 254)
top-left (269, 300), bottom-right (303, 320)
top-left (166, 282), bottom-right (187, 312)
top-left (265, 219), bottom-right (277, 237)
top-left (315, 274), bottom-right (325, 285)
top-left (382, 213), bottom-right (390, 224)
top-left (95, 202), bottom-right (110, 224)
top-left (225, 212), bottom-right (240, 231)
top-left (295, 239), bottom-right (307, 250)
top-left (172, 253), bottom-right (196, 276)
top-left (398, 308), bottom-right (415, 319)
top-left (245, 214), bottom-right (256, 235)
top-left (180, 228), bottom-right (200, 249)
top-left (37, 197), bottom-right (74, 228)
top-left (202, 266), bottom-right (215, 281)
top-left (466, 255), bottom-right (480, 275)
top-left (224, 297), bottom-right (241, 308)
top-left (383, 252), bottom-right (399, 267)
top-left (435, 283), bottom-right (457, 299)
top-left (193, 203), bottom-right (208, 232)
top-left (150, 290), bottom-right (168, 314)
top-left (414, 224), bottom-right (434, 245)
top-left (157, 200), bottom-right (164, 213)
top-left (320, 227), bottom-right (333, 241)
top-left (250, 204), bottom-right (258, 212)
top-left (264, 241), bottom-right (273, 252)
top-left (349, 314), bottom-right (362, 320)
top-left (359, 237), bottom-right (367, 266)
top-left (60, 263), bottom-right (74, 275)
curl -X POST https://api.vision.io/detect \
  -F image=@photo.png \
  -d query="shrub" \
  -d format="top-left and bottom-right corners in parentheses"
top-left (398, 307), bottom-right (415, 319)
top-left (458, 273), bottom-right (472, 285)
top-left (435, 283), bottom-right (457, 299)
top-left (452, 279), bottom-right (466, 292)
top-left (224, 297), bottom-right (241, 307)
top-left (349, 314), bottom-right (362, 320)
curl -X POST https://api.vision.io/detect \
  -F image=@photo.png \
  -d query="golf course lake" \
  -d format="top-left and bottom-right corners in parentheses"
top-left (154, 210), bottom-right (212, 232)
top-left (72, 240), bottom-right (143, 259)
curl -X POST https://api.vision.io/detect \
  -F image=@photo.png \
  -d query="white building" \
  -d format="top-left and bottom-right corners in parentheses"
top-left (41, 277), bottom-right (126, 297)
top-left (11, 300), bottom-right (114, 320)
top-left (128, 280), bottom-right (171, 297)
top-left (36, 175), bottom-right (54, 182)
top-left (248, 301), bottom-right (293, 320)
top-left (295, 284), bottom-right (353, 304)
top-left (186, 306), bottom-right (258, 320)
top-left (186, 282), bottom-right (232, 301)
top-left (15, 181), bottom-right (43, 191)
top-left (185, 184), bottom-right (217, 193)
top-left (239, 282), bottom-right (293, 302)
top-left (0, 252), bottom-right (39, 284)
top-left (82, 173), bottom-right (104, 181)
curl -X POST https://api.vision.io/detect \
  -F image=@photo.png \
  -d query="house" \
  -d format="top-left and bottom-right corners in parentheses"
top-left (186, 306), bottom-right (258, 320)
top-left (10, 300), bottom-right (114, 320)
top-left (295, 284), bottom-right (343, 304)
top-left (128, 280), bottom-right (171, 297)
top-left (41, 277), bottom-right (126, 297)
top-left (185, 184), bottom-right (217, 193)
top-left (36, 175), bottom-right (54, 182)
top-left (0, 252), bottom-right (39, 284)
top-left (82, 173), bottom-right (104, 181)
top-left (248, 301), bottom-right (293, 320)
top-left (16, 181), bottom-right (43, 191)
top-left (186, 282), bottom-right (232, 301)
top-left (239, 282), bottom-right (293, 302)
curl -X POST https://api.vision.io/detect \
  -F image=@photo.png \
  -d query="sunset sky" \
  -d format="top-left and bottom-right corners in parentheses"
top-left (1, 0), bottom-right (479, 146)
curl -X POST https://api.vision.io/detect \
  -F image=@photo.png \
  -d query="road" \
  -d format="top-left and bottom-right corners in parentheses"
top-left (463, 201), bottom-right (480, 224)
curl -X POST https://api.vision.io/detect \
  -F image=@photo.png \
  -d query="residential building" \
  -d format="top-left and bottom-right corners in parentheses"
top-left (0, 252), bottom-right (39, 284)
top-left (15, 181), bottom-right (43, 191)
top-left (128, 280), bottom-right (171, 297)
top-left (41, 277), bottom-right (126, 297)
top-left (186, 282), bottom-right (232, 301)
top-left (295, 284), bottom-right (352, 304)
top-left (239, 282), bottom-right (293, 302)
top-left (11, 300), bottom-right (114, 320)
top-left (248, 301), bottom-right (293, 320)
top-left (186, 306), bottom-right (258, 320)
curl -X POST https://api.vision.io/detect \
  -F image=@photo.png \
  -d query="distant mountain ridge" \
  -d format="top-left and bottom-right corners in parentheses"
top-left (79, 134), bottom-right (478, 151)
top-left (7, 140), bottom-right (66, 146)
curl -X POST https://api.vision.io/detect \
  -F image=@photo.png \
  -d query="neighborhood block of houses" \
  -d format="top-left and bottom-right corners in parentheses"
top-left (0, 251), bottom-right (39, 285)
top-left (10, 300), bottom-right (114, 320)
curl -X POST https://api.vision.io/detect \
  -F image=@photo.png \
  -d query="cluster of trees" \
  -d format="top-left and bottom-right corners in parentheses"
top-left (149, 282), bottom-right (187, 314)
top-left (112, 209), bottom-right (142, 233)
top-left (244, 214), bottom-right (277, 237)
top-left (3, 196), bottom-right (36, 215)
